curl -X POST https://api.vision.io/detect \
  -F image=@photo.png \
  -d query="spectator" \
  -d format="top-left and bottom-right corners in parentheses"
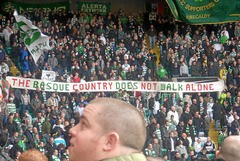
top-left (156, 106), bottom-right (167, 126)
top-left (218, 127), bottom-right (228, 149)
top-left (194, 137), bottom-right (204, 154)
top-left (0, 44), bottom-right (6, 62)
top-left (0, 60), bottom-right (9, 75)
top-left (22, 110), bottom-right (32, 127)
top-left (52, 149), bottom-right (60, 161)
top-left (68, 97), bottom-right (147, 161)
top-left (18, 135), bottom-right (27, 152)
top-left (157, 64), bottom-right (167, 80)
top-left (9, 131), bottom-right (18, 145)
top-left (46, 92), bottom-right (58, 108)
top-left (175, 140), bottom-right (188, 159)
top-left (197, 147), bottom-right (208, 160)
top-left (192, 112), bottom-right (203, 138)
top-left (21, 89), bottom-right (30, 115)
top-left (21, 56), bottom-right (30, 74)
top-left (179, 61), bottom-right (189, 77)
top-left (4, 115), bottom-right (17, 137)
top-left (154, 123), bottom-right (162, 142)
top-left (20, 46), bottom-right (29, 62)
top-left (216, 135), bottom-right (240, 161)
top-left (9, 138), bottom-right (23, 160)
top-left (145, 143), bottom-right (156, 157)
top-left (24, 124), bottom-right (34, 149)
top-left (6, 97), bottom-right (16, 114)
top-left (203, 137), bottom-right (216, 155)
top-left (185, 119), bottom-right (196, 146)
top-left (4, 55), bottom-right (12, 68)
top-left (30, 94), bottom-right (41, 117)
top-left (203, 114), bottom-right (211, 137)
top-left (164, 132), bottom-right (177, 160)
top-left (176, 121), bottom-right (185, 137)
top-left (171, 62), bottom-right (180, 77)
top-left (45, 137), bottom-right (57, 160)
top-left (212, 100), bottom-right (224, 131)
top-left (152, 137), bottom-right (162, 157)
top-left (231, 114), bottom-right (239, 135)
top-left (180, 105), bottom-right (192, 125)
top-left (188, 150), bottom-right (197, 161)
top-left (167, 106), bottom-right (179, 125)
top-left (148, 25), bottom-right (157, 49)
top-left (19, 149), bottom-right (48, 161)
top-left (47, 53), bottom-right (58, 71)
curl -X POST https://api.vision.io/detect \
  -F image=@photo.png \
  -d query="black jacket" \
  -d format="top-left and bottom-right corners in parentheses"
top-left (180, 112), bottom-right (192, 124)
top-left (45, 142), bottom-right (57, 160)
top-left (164, 137), bottom-right (177, 150)
top-left (212, 102), bottom-right (224, 120)
top-left (23, 129), bottom-right (34, 149)
top-left (156, 111), bottom-right (166, 126)
top-left (9, 143), bottom-right (23, 159)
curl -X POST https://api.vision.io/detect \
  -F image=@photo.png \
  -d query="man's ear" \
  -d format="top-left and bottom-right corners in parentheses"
top-left (103, 132), bottom-right (120, 151)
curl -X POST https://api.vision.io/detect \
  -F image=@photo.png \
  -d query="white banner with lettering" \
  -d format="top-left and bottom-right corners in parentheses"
top-left (6, 76), bottom-right (225, 93)
top-left (41, 70), bottom-right (56, 82)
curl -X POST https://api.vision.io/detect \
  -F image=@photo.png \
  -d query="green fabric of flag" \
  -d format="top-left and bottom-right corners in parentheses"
top-left (166, 0), bottom-right (240, 25)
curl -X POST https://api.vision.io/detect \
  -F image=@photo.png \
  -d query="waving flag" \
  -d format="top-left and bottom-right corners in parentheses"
top-left (14, 10), bottom-right (50, 63)
top-left (166, 0), bottom-right (240, 24)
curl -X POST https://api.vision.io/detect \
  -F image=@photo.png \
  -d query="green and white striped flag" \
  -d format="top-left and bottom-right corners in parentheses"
top-left (14, 10), bottom-right (50, 64)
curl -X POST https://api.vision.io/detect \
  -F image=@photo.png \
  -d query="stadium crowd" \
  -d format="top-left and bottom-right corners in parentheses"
top-left (0, 7), bottom-right (240, 161)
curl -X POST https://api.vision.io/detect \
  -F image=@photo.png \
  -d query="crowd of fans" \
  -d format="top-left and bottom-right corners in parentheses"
top-left (0, 6), bottom-right (240, 161)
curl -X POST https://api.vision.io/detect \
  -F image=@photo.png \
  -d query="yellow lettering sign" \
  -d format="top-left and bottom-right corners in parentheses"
top-left (186, 14), bottom-right (211, 19)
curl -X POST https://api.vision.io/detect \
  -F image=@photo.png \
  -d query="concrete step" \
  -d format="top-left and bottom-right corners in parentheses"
top-left (209, 121), bottom-right (219, 149)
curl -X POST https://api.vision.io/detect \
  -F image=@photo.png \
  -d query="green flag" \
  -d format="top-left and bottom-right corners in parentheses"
top-left (166, 0), bottom-right (240, 24)
top-left (14, 11), bottom-right (50, 64)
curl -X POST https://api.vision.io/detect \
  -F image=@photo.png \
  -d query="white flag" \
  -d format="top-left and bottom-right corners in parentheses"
top-left (14, 10), bottom-right (50, 64)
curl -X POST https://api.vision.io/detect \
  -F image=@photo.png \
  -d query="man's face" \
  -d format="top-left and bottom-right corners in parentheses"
top-left (68, 104), bottom-right (105, 161)
top-left (175, 153), bottom-right (180, 158)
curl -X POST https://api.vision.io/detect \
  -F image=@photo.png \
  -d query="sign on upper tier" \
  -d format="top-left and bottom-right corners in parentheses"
top-left (6, 77), bottom-right (225, 93)
top-left (166, 0), bottom-right (240, 24)
top-left (78, 2), bottom-right (111, 15)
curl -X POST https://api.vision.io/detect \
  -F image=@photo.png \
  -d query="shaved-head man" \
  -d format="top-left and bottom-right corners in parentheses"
top-left (216, 135), bottom-right (240, 161)
top-left (68, 97), bottom-right (147, 161)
